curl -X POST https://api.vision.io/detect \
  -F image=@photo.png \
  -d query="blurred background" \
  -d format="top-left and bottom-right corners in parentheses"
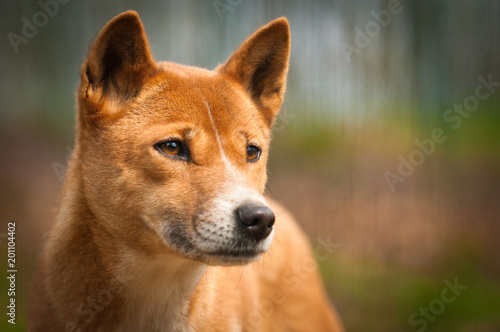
top-left (1, 0), bottom-right (499, 331)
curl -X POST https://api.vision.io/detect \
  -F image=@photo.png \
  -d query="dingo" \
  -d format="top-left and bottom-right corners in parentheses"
top-left (29, 11), bottom-right (343, 332)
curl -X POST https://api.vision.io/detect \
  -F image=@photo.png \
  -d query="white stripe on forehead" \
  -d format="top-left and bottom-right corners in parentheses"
top-left (201, 100), bottom-right (271, 213)
top-left (204, 100), bottom-right (242, 180)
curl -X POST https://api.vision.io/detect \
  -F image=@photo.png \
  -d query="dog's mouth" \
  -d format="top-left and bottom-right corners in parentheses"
top-left (208, 247), bottom-right (262, 258)
top-left (202, 252), bottom-right (259, 266)
top-left (162, 220), bottom-right (273, 266)
top-left (202, 243), bottom-right (266, 264)
top-left (191, 231), bottom-right (273, 265)
top-left (190, 240), bottom-right (268, 266)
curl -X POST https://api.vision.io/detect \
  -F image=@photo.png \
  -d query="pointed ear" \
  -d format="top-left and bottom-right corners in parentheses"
top-left (79, 11), bottom-right (156, 123)
top-left (218, 18), bottom-right (290, 127)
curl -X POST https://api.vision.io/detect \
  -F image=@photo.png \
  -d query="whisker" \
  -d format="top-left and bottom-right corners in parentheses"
top-left (275, 209), bottom-right (288, 217)
top-left (235, 265), bottom-right (246, 289)
top-left (265, 184), bottom-right (275, 198)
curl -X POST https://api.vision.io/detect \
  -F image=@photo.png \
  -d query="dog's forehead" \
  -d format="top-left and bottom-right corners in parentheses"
top-left (133, 63), bottom-right (264, 135)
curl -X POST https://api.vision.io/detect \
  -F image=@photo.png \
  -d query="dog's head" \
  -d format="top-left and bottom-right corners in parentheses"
top-left (76, 11), bottom-right (290, 265)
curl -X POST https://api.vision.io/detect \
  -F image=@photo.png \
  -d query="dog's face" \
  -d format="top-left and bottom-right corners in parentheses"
top-left (76, 12), bottom-right (289, 265)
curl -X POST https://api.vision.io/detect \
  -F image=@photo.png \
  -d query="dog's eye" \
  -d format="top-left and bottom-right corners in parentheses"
top-left (155, 140), bottom-right (188, 160)
top-left (246, 145), bottom-right (261, 162)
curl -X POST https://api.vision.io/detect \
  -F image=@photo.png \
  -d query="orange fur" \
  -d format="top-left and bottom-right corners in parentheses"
top-left (28, 11), bottom-right (343, 331)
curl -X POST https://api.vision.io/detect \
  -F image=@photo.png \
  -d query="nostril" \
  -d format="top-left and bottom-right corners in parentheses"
top-left (243, 214), bottom-right (260, 227)
top-left (236, 204), bottom-right (275, 241)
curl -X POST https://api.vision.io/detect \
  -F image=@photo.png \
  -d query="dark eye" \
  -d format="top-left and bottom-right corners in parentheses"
top-left (246, 145), bottom-right (261, 162)
top-left (155, 140), bottom-right (188, 161)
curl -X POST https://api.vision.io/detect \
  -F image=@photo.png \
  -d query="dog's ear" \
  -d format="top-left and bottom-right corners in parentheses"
top-left (79, 11), bottom-right (156, 125)
top-left (218, 18), bottom-right (290, 127)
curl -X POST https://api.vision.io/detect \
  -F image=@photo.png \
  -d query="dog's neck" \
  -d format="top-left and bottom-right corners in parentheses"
top-left (117, 252), bottom-right (206, 332)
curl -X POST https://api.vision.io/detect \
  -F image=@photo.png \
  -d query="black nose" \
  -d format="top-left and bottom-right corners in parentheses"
top-left (236, 204), bottom-right (275, 241)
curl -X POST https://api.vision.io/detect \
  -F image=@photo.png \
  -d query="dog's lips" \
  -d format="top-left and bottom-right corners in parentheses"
top-left (195, 235), bottom-right (265, 257)
top-left (202, 247), bottom-right (263, 266)
top-left (194, 224), bottom-right (275, 265)
top-left (190, 235), bottom-right (270, 265)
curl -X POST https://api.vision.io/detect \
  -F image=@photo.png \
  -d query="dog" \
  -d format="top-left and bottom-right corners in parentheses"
top-left (28, 11), bottom-right (344, 332)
